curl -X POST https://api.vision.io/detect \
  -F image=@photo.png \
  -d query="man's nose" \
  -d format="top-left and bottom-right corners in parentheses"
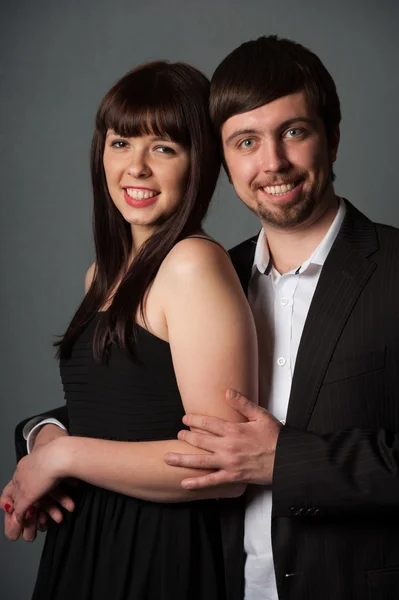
top-left (260, 140), bottom-right (290, 173)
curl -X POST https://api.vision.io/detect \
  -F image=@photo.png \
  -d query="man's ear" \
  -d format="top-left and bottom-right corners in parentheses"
top-left (330, 125), bottom-right (340, 164)
top-left (222, 158), bottom-right (232, 184)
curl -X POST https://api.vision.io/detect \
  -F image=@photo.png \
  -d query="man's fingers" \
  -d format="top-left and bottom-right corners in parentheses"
top-left (226, 389), bottom-right (265, 421)
top-left (182, 414), bottom-right (228, 436)
top-left (177, 429), bottom-right (220, 452)
top-left (164, 452), bottom-right (220, 470)
top-left (49, 487), bottom-right (75, 513)
top-left (181, 471), bottom-right (230, 490)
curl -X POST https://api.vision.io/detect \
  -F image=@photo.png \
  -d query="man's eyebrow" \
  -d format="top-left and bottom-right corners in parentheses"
top-left (224, 117), bottom-right (318, 145)
top-left (224, 129), bottom-right (259, 145)
top-left (278, 116), bottom-right (318, 130)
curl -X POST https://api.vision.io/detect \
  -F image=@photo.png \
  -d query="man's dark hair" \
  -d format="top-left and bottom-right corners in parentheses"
top-left (210, 35), bottom-right (341, 148)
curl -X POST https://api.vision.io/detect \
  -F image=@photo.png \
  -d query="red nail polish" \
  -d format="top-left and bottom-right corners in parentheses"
top-left (4, 503), bottom-right (11, 514)
top-left (27, 507), bottom-right (35, 517)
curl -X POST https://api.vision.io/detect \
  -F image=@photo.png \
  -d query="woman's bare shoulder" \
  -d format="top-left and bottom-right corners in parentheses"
top-left (161, 236), bottom-right (231, 278)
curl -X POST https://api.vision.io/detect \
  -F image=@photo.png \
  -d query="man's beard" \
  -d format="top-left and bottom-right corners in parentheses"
top-left (255, 172), bottom-right (332, 229)
top-left (256, 189), bottom-right (316, 228)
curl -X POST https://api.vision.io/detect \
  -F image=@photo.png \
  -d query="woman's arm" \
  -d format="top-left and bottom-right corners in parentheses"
top-left (11, 240), bottom-right (258, 513)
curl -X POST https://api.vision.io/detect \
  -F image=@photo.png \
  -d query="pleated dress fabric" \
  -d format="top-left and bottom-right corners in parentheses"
top-left (32, 313), bottom-right (226, 600)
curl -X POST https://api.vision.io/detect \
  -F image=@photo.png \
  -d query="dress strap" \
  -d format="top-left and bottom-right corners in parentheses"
top-left (186, 235), bottom-right (230, 258)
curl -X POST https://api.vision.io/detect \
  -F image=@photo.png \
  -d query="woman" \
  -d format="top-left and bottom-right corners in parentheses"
top-left (10, 61), bottom-right (258, 599)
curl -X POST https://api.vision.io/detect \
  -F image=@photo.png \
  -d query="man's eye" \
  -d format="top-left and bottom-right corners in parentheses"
top-left (285, 128), bottom-right (303, 138)
top-left (238, 139), bottom-right (255, 149)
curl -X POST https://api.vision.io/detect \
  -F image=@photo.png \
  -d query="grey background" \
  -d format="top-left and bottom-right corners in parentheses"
top-left (1, 0), bottom-right (399, 596)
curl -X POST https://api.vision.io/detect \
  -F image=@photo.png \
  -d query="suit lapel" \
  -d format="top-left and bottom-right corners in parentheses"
top-left (286, 202), bottom-right (379, 429)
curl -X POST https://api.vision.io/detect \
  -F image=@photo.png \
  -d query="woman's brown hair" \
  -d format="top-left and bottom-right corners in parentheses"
top-left (57, 61), bottom-right (220, 361)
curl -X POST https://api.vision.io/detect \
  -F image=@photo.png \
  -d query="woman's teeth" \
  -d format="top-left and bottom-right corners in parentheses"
top-left (263, 182), bottom-right (296, 196)
top-left (126, 189), bottom-right (157, 200)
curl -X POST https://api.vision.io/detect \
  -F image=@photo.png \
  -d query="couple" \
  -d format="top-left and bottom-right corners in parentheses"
top-left (3, 35), bottom-right (399, 600)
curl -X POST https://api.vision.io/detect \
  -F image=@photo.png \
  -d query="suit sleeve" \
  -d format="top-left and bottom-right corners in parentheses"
top-left (15, 406), bottom-right (69, 462)
top-left (272, 426), bottom-right (399, 517)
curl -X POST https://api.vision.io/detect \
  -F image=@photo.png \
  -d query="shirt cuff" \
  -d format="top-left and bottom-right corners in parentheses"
top-left (23, 418), bottom-right (67, 454)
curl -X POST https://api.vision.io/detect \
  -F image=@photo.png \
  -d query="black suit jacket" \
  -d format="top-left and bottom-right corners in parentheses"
top-left (15, 200), bottom-right (399, 600)
top-left (226, 200), bottom-right (399, 600)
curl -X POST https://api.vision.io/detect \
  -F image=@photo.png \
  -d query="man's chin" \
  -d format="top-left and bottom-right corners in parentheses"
top-left (257, 197), bottom-right (316, 229)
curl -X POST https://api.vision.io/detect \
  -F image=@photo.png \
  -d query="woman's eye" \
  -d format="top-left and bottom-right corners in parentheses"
top-left (238, 139), bottom-right (255, 149)
top-left (111, 140), bottom-right (128, 149)
top-left (155, 145), bottom-right (176, 155)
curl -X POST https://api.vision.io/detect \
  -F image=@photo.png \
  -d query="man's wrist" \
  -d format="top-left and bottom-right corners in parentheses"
top-left (25, 418), bottom-right (68, 454)
top-left (33, 424), bottom-right (69, 451)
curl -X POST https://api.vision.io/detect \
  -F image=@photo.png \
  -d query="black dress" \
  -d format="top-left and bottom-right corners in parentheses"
top-left (32, 314), bottom-right (226, 600)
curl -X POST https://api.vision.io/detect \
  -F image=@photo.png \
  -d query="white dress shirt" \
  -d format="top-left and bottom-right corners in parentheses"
top-left (244, 198), bottom-right (346, 600)
top-left (24, 199), bottom-right (346, 599)
top-left (24, 417), bottom-right (67, 454)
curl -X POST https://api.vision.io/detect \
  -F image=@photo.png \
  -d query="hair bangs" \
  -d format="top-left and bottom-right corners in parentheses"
top-left (58, 60), bottom-right (220, 361)
top-left (97, 71), bottom-right (190, 147)
top-left (210, 36), bottom-right (341, 147)
top-left (212, 63), bottom-right (307, 131)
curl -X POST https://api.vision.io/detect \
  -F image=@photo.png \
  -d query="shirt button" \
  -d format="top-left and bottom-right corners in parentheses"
top-left (281, 297), bottom-right (289, 306)
top-left (277, 357), bottom-right (286, 366)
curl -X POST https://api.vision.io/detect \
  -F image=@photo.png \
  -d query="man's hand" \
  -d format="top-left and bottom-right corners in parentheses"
top-left (164, 389), bottom-right (282, 488)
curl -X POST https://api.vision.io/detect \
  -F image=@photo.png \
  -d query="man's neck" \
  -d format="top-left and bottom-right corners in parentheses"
top-left (263, 193), bottom-right (340, 275)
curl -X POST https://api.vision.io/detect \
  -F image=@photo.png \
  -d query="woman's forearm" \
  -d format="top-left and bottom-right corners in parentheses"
top-left (53, 436), bottom-right (245, 502)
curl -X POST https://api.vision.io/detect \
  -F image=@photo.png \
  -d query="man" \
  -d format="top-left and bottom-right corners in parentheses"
top-left (4, 36), bottom-right (399, 599)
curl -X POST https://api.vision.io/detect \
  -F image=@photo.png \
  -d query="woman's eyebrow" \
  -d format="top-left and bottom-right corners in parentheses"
top-left (105, 132), bottom-right (175, 142)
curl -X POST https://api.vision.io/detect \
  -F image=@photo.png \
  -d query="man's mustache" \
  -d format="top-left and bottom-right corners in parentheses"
top-left (251, 172), bottom-right (306, 190)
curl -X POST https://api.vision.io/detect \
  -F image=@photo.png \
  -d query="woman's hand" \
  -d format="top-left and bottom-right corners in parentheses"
top-left (1, 478), bottom-right (76, 541)
top-left (11, 438), bottom-right (70, 524)
top-left (1, 423), bottom-right (75, 541)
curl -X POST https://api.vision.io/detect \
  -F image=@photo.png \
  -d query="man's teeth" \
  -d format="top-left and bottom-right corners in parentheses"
top-left (126, 188), bottom-right (157, 200)
top-left (264, 182), bottom-right (296, 196)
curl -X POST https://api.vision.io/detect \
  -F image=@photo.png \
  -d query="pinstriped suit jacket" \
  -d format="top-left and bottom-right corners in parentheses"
top-left (15, 200), bottom-right (399, 600)
top-left (220, 199), bottom-right (399, 600)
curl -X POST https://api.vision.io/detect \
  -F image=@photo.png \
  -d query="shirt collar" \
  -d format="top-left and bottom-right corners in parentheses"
top-left (252, 197), bottom-right (347, 276)
top-left (252, 228), bottom-right (272, 275)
